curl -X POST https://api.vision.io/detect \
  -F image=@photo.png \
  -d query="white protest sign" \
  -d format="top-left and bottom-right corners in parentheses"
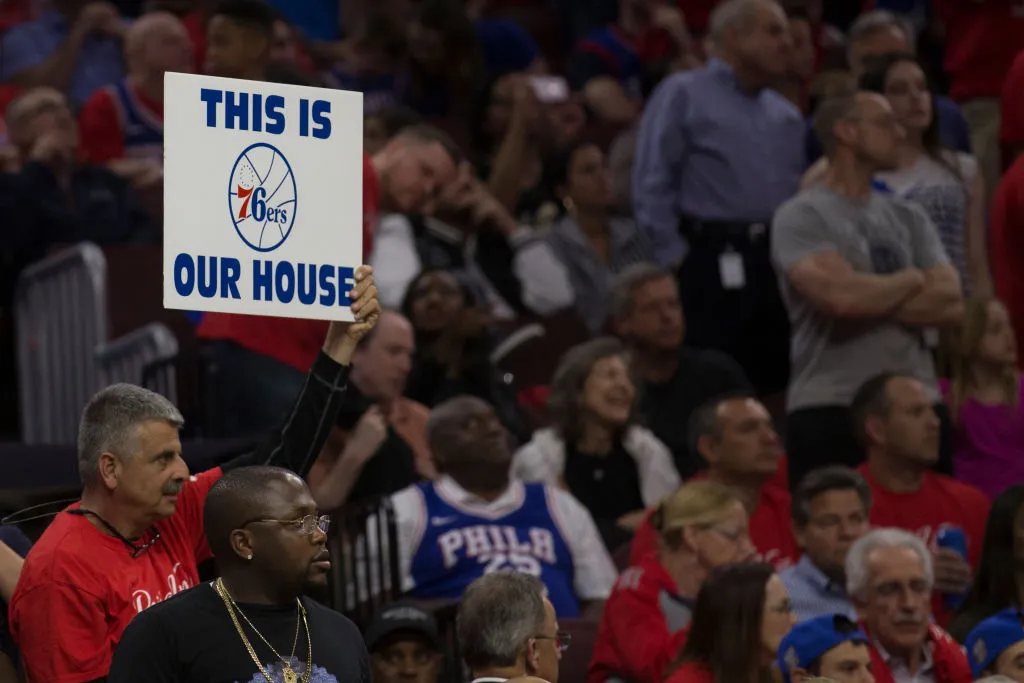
top-left (163, 72), bottom-right (364, 321)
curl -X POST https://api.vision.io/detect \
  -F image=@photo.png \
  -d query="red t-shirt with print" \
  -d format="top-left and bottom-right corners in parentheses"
top-left (10, 468), bottom-right (223, 682)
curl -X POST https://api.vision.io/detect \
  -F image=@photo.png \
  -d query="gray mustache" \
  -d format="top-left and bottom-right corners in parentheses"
top-left (163, 480), bottom-right (185, 495)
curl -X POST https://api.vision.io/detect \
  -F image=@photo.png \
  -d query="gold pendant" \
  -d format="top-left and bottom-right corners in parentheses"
top-left (283, 666), bottom-right (298, 683)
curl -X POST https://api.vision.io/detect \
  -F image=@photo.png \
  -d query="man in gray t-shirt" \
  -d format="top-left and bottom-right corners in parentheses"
top-left (771, 92), bottom-right (965, 488)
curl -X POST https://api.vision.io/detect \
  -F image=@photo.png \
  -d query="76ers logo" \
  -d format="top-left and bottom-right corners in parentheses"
top-left (228, 142), bottom-right (297, 252)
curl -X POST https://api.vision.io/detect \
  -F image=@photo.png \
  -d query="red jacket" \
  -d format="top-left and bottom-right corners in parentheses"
top-left (864, 622), bottom-right (972, 683)
top-left (663, 661), bottom-right (715, 683)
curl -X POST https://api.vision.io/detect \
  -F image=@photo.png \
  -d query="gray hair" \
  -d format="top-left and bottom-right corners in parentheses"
top-left (845, 528), bottom-right (933, 598)
top-left (78, 383), bottom-right (184, 486)
top-left (457, 571), bottom-right (547, 670)
top-left (847, 10), bottom-right (914, 49)
top-left (547, 337), bottom-right (636, 444)
top-left (608, 262), bottom-right (674, 320)
top-left (709, 0), bottom-right (775, 43)
top-left (791, 466), bottom-right (872, 527)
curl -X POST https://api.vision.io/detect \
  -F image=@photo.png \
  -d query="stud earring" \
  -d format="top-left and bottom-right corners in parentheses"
top-left (246, 553), bottom-right (253, 561)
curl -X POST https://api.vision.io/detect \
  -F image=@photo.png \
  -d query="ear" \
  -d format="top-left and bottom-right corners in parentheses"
top-left (864, 415), bottom-right (886, 447)
top-left (525, 638), bottom-right (540, 671)
top-left (97, 451), bottom-right (123, 490)
top-left (696, 434), bottom-right (716, 464)
top-left (230, 529), bottom-right (254, 561)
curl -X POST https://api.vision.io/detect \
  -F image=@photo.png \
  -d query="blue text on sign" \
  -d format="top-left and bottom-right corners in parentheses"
top-left (200, 88), bottom-right (332, 139)
top-left (173, 253), bottom-right (354, 306)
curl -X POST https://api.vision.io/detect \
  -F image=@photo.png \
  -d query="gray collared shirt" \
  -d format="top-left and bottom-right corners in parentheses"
top-left (875, 639), bottom-right (935, 683)
top-left (780, 555), bottom-right (857, 622)
top-left (632, 58), bottom-right (805, 266)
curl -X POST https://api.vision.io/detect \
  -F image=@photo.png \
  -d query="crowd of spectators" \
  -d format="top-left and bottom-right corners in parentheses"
top-left (4, 0), bottom-right (1024, 680)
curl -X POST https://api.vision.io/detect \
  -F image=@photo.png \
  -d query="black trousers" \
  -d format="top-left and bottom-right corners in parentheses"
top-left (786, 403), bottom-right (955, 490)
top-left (676, 219), bottom-right (790, 396)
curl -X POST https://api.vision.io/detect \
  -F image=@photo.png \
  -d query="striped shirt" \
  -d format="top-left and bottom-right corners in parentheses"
top-left (780, 555), bottom-right (856, 622)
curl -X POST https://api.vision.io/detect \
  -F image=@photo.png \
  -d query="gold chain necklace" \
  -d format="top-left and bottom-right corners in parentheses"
top-left (214, 578), bottom-right (312, 683)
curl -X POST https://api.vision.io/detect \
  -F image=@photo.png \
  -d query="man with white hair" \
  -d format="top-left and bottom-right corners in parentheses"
top-left (633, 0), bottom-right (802, 403)
top-left (846, 528), bottom-right (972, 683)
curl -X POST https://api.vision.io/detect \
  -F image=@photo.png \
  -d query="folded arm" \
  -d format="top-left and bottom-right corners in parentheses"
top-left (892, 264), bottom-right (965, 326)
top-left (786, 250), bottom-right (925, 318)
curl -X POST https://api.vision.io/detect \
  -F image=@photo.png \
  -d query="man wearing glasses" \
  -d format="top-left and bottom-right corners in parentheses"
top-left (457, 571), bottom-right (568, 683)
top-left (109, 465), bottom-right (369, 682)
top-left (11, 267), bottom-right (379, 683)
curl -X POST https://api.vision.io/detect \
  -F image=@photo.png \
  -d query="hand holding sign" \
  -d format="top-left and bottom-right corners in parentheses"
top-left (323, 265), bottom-right (380, 366)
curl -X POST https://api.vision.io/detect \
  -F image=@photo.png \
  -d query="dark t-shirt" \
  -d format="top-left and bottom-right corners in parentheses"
top-left (108, 582), bottom-right (370, 683)
top-left (640, 348), bottom-right (751, 479)
top-left (564, 440), bottom-right (645, 552)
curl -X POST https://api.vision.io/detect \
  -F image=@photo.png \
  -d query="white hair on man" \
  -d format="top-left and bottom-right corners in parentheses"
top-left (708, 0), bottom-right (778, 44)
top-left (845, 527), bottom-right (934, 598)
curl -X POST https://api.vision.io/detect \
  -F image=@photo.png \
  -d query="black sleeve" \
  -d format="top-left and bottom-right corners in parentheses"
top-left (221, 352), bottom-right (351, 478)
top-left (567, 48), bottom-right (617, 91)
top-left (701, 349), bottom-right (753, 394)
top-left (107, 611), bottom-right (181, 683)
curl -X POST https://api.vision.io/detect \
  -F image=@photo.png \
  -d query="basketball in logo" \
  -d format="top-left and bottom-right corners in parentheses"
top-left (228, 142), bottom-right (297, 252)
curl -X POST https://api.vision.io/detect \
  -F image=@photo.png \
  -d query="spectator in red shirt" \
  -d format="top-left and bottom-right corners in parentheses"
top-left (79, 11), bottom-right (191, 166)
top-left (198, 124), bottom-right (462, 438)
top-left (9, 274), bottom-right (381, 683)
top-left (851, 372), bottom-right (990, 624)
top-left (588, 481), bottom-right (756, 683)
top-left (664, 562), bottom-right (798, 683)
top-left (630, 394), bottom-right (800, 571)
top-left (999, 50), bottom-right (1024, 171)
top-left (845, 528), bottom-right (973, 683)
top-left (992, 155), bottom-right (1024, 366)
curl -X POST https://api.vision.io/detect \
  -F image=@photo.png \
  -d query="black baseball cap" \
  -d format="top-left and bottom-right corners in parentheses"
top-left (364, 601), bottom-right (441, 653)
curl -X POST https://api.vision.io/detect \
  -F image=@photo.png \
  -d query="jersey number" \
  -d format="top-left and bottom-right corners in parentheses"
top-left (480, 552), bottom-right (542, 576)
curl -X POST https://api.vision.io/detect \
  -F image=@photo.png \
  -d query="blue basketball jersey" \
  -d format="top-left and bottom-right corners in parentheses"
top-left (109, 79), bottom-right (163, 163)
top-left (577, 27), bottom-right (643, 101)
top-left (408, 481), bottom-right (580, 617)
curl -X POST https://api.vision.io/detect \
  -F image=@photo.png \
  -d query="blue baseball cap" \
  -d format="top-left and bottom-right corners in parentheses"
top-left (966, 608), bottom-right (1024, 678)
top-left (778, 614), bottom-right (870, 683)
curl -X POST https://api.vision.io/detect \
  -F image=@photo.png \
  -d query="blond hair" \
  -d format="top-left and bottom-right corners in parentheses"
top-left (941, 297), bottom-right (1019, 424)
top-left (651, 481), bottom-right (743, 547)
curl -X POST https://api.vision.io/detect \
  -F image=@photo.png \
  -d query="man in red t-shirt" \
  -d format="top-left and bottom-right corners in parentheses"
top-left (992, 155), bottom-right (1024, 366)
top-left (198, 124), bottom-right (462, 437)
top-left (630, 394), bottom-right (799, 571)
top-left (78, 12), bottom-right (192, 167)
top-left (1001, 50), bottom-right (1024, 172)
top-left (10, 275), bottom-right (381, 683)
top-left (850, 372), bottom-right (990, 625)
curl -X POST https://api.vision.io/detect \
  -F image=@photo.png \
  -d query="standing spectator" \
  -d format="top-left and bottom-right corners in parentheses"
top-left (0, 0), bottom-right (126, 107)
top-left (663, 563), bottom-right (797, 683)
top-left (609, 264), bottom-right (751, 478)
top-left (388, 396), bottom-right (617, 618)
top-left (9, 276), bottom-right (380, 683)
top-left (544, 140), bottom-right (655, 335)
top-left (942, 298), bottom-right (1024, 498)
top-left (846, 529), bottom-right (973, 683)
top-left (781, 467), bottom-right (871, 622)
top-left (365, 602), bottom-right (443, 683)
top-left (851, 372), bottom-right (988, 625)
top-left (78, 11), bottom-right (192, 166)
top-left (773, 92), bottom-right (964, 488)
top-left (633, 0), bottom-right (803, 403)
top-left (108, 467), bottom-right (370, 682)
top-left (457, 572), bottom-right (564, 683)
top-left (588, 482), bottom-right (756, 683)
top-left (513, 338), bottom-right (680, 551)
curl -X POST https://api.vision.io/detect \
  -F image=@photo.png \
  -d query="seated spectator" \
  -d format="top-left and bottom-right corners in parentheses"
top-left (0, 0), bottom-right (126, 107)
top-left (308, 310), bottom-right (435, 509)
top-left (777, 615), bottom-right (873, 683)
top-left (198, 125), bottom-right (460, 437)
top-left (663, 562), bottom-right (797, 683)
top-left (588, 482), bottom-right (756, 683)
top-left (403, 0), bottom-right (484, 118)
top-left (204, 0), bottom-right (276, 81)
top-left (364, 106), bottom-right (423, 156)
top-left (78, 11), bottom-right (192, 171)
top-left (568, 0), bottom-right (694, 124)
top-left (457, 572), bottom-right (562, 683)
top-left (389, 396), bottom-right (618, 618)
top-left (370, 169), bottom-right (574, 320)
top-left (941, 298), bottom-right (1024, 498)
top-left (852, 372), bottom-right (990, 624)
top-left (108, 467), bottom-right (368, 682)
top-left (781, 467), bottom-right (871, 622)
top-left (513, 337), bottom-right (680, 550)
top-left (5, 87), bottom-right (156, 257)
top-left (631, 394), bottom-right (799, 571)
top-left (965, 609), bottom-right (1024, 682)
top-left (400, 269), bottom-right (527, 439)
top-left (948, 486), bottom-right (1024, 642)
top-left (543, 140), bottom-right (655, 335)
top-left (10, 278), bottom-right (379, 683)
top-left (609, 264), bottom-right (751, 478)
top-left (846, 529), bottom-right (973, 683)
top-left (365, 601), bottom-right (443, 683)
top-left (992, 154), bottom-right (1024, 366)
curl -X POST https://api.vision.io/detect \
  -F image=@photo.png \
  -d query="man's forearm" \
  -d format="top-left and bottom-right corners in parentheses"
top-left (893, 269), bottom-right (965, 326)
top-left (828, 269), bottom-right (923, 318)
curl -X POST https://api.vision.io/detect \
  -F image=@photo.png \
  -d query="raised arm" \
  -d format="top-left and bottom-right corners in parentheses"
top-left (224, 266), bottom-right (381, 478)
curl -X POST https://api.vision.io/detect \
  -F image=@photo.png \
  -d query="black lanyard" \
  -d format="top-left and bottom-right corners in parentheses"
top-left (66, 508), bottom-right (161, 558)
